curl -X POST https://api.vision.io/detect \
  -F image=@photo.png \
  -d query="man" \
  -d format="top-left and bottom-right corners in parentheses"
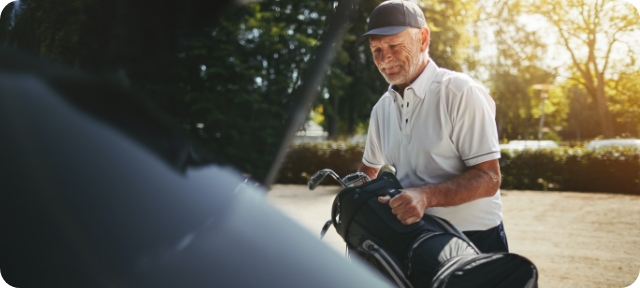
top-left (356, 0), bottom-right (507, 253)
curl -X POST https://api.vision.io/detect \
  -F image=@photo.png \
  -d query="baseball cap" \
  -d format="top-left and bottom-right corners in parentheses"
top-left (356, 0), bottom-right (427, 46)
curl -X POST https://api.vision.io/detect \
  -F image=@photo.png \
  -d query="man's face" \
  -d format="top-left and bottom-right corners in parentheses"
top-left (369, 29), bottom-right (423, 87)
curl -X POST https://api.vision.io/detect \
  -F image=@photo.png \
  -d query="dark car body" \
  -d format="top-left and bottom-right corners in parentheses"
top-left (0, 0), bottom-right (390, 286)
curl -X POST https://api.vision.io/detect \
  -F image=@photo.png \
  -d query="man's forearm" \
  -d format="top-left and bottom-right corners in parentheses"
top-left (412, 160), bottom-right (501, 208)
top-left (358, 162), bottom-right (380, 180)
top-left (380, 159), bottom-right (501, 225)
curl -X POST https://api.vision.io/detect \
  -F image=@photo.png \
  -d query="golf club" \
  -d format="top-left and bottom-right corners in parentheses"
top-left (341, 172), bottom-right (370, 187)
top-left (308, 169), bottom-right (347, 190)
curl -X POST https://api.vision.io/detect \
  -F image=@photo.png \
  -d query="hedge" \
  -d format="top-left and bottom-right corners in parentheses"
top-left (275, 142), bottom-right (365, 185)
top-left (500, 147), bottom-right (640, 194)
top-left (276, 142), bottom-right (640, 195)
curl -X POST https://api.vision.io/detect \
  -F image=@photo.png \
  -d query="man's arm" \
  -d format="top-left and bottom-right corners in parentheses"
top-left (358, 162), bottom-right (380, 180)
top-left (379, 159), bottom-right (501, 225)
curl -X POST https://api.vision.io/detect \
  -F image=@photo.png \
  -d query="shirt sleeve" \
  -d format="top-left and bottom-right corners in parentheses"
top-left (362, 105), bottom-right (384, 168)
top-left (450, 85), bottom-right (501, 167)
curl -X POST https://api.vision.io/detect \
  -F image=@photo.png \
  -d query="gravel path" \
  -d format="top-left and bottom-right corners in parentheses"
top-left (267, 185), bottom-right (640, 287)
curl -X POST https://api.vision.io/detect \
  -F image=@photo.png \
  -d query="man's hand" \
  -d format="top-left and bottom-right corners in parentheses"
top-left (378, 187), bottom-right (428, 225)
top-left (371, 159), bottom-right (501, 226)
top-left (358, 162), bottom-right (380, 180)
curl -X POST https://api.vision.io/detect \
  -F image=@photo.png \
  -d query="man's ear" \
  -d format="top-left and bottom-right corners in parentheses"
top-left (420, 27), bottom-right (430, 52)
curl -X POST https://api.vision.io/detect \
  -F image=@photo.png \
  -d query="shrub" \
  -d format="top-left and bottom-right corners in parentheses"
top-left (500, 147), bottom-right (640, 195)
top-left (276, 142), bottom-right (640, 195)
top-left (275, 142), bottom-right (365, 185)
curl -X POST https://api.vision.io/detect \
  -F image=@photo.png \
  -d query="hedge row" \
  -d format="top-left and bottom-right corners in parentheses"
top-left (500, 147), bottom-right (640, 194)
top-left (276, 142), bottom-right (640, 195)
top-left (275, 142), bottom-right (365, 186)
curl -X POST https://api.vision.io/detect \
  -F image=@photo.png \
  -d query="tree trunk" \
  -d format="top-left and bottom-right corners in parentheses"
top-left (594, 84), bottom-right (615, 138)
top-left (327, 95), bottom-right (339, 140)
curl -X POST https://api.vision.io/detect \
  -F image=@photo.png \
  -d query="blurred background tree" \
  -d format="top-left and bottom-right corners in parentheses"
top-left (525, 0), bottom-right (640, 138)
top-left (476, 0), bottom-right (639, 140)
top-left (1, 0), bottom-right (332, 180)
top-left (478, 0), bottom-right (558, 141)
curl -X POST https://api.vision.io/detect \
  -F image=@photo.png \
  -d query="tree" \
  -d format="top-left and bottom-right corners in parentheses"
top-left (184, 0), bottom-right (332, 178)
top-left (479, 0), bottom-right (560, 140)
top-left (320, 0), bottom-right (387, 139)
top-left (527, 0), bottom-right (640, 138)
top-left (1, 0), bottom-right (335, 180)
top-left (421, 0), bottom-right (480, 72)
top-left (565, 82), bottom-right (601, 140)
top-left (608, 70), bottom-right (640, 136)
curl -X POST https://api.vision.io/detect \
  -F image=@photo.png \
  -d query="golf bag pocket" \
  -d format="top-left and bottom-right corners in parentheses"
top-left (430, 253), bottom-right (538, 288)
top-left (405, 232), bottom-right (478, 287)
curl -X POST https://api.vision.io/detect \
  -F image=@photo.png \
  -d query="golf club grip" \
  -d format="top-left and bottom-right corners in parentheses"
top-left (377, 188), bottom-right (400, 198)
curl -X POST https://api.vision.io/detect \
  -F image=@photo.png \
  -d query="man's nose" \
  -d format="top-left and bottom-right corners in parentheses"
top-left (379, 48), bottom-right (393, 62)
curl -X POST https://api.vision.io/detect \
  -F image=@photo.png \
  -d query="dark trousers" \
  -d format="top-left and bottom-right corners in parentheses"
top-left (463, 222), bottom-right (509, 253)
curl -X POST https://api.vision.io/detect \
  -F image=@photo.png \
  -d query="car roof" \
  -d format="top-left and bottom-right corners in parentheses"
top-left (587, 138), bottom-right (640, 148)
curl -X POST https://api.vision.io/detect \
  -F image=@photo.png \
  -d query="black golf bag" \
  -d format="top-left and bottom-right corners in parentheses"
top-left (324, 172), bottom-right (538, 287)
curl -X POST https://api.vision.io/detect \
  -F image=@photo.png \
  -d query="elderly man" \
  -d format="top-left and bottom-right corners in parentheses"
top-left (356, 0), bottom-right (507, 253)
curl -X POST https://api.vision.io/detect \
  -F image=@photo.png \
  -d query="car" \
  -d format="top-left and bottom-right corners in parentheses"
top-left (586, 138), bottom-right (640, 151)
top-left (0, 0), bottom-right (391, 287)
top-left (499, 140), bottom-right (559, 154)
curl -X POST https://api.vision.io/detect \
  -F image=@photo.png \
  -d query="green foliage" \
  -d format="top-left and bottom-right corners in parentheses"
top-left (278, 142), bottom-right (640, 195)
top-left (479, 0), bottom-right (560, 140)
top-left (479, 0), bottom-right (640, 140)
top-left (1, 0), bottom-right (112, 69)
top-left (180, 1), bottom-right (332, 180)
top-left (276, 142), bottom-right (364, 184)
top-left (1, 0), bottom-right (334, 181)
top-left (565, 82), bottom-right (602, 139)
top-left (499, 149), bottom-right (565, 190)
top-left (524, 0), bottom-right (640, 138)
top-left (319, 0), bottom-right (387, 138)
top-left (422, 0), bottom-right (480, 72)
top-left (608, 70), bottom-right (640, 137)
top-left (500, 147), bottom-right (640, 194)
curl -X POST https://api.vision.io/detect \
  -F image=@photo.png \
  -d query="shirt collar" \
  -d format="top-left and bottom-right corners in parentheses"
top-left (387, 58), bottom-right (439, 100)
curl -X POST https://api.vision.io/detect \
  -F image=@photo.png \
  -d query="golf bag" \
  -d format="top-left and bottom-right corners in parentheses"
top-left (324, 171), bottom-right (538, 287)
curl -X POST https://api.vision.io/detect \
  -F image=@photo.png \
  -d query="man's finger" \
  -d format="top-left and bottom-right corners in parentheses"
top-left (387, 193), bottom-right (406, 209)
top-left (391, 206), bottom-right (410, 216)
top-left (378, 195), bottom-right (391, 204)
top-left (401, 216), bottom-right (420, 225)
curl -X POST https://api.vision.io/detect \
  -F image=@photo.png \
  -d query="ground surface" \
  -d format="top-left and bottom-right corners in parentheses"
top-left (267, 185), bottom-right (640, 288)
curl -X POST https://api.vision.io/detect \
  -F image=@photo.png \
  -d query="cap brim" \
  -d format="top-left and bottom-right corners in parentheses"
top-left (355, 26), bottom-right (409, 46)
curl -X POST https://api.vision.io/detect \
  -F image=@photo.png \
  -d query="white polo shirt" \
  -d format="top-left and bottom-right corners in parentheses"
top-left (362, 59), bottom-right (502, 231)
